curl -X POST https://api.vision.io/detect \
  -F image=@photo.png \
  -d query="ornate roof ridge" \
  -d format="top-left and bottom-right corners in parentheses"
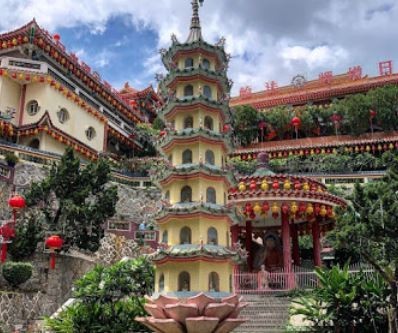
top-left (186, 0), bottom-right (203, 43)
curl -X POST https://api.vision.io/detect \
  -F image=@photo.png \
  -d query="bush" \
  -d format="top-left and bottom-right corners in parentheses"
top-left (4, 152), bottom-right (18, 166)
top-left (2, 262), bottom-right (33, 287)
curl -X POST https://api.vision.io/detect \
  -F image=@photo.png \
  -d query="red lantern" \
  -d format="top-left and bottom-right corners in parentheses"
top-left (223, 124), bottom-right (230, 133)
top-left (45, 235), bottom-right (64, 269)
top-left (272, 180), bottom-right (279, 190)
top-left (369, 109), bottom-right (377, 119)
top-left (8, 195), bottom-right (26, 209)
top-left (0, 223), bottom-right (15, 263)
top-left (291, 117), bottom-right (301, 128)
top-left (281, 203), bottom-right (289, 215)
top-left (249, 180), bottom-right (257, 191)
top-left (262, 202), bottom-right (270, 214)
top-left (294, 181), bottom-right (301, 190)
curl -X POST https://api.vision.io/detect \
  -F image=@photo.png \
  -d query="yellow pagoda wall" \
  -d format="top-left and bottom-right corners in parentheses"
top-left (169, 143), bottom-right (225, 167)
top-left (177, 55), bottom-right (216, 71)
top-left (176, 81), bottom-right (218, 100)
top-left (23, 83), bottom-right (105, 152)
top-left (159, 215), bottom-right (231, 247)
top-left (162, 178), bottom-right (228, 205)
top-left (0, 77), bottom-right (21, 125)
top-left (155, 261), bottom-right (232, 293)
top-left (172, 109), bottom-right (222, 132)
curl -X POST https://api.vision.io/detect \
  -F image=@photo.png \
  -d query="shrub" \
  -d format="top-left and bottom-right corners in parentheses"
top-left (2, 262), bottom-right (33, 287)
top-left (4, 152), bottom-right (18, 167)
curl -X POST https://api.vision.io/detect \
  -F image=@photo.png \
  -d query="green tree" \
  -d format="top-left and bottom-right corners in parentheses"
top-left (233, 105), bottom-right (259, 146)
top-left (264, 105), bottom-right (293, 140)
top-left (152, 116), bottom-right (165, 130)
top-left (332, 156), bottom-right (398, 332)
top-left (368, 85), bottom-right (398, 131)
top-left (45, 257), bottom-right (154, 333)
top-left (26, 148), bottom-right (118, 252)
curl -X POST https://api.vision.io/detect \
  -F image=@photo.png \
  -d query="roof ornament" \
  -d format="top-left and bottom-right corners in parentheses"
top-left (186, 0), bottom-right (204, 43)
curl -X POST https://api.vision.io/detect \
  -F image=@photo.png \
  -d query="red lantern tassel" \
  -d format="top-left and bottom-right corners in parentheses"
top-left (1, 243), bottom-right (7, 263)
top-left (50, 252), bottom-right (56, 269)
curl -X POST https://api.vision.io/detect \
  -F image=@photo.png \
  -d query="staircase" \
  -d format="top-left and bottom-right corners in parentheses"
top-left (234, 293), bottom-right (292, 333)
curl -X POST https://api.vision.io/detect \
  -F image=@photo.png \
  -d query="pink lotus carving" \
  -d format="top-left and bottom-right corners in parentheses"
top-left (136, 293), bottom-right (247, 333)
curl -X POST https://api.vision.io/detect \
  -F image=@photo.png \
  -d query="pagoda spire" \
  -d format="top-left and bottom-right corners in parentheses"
top-left (186, 0), bottom-right (203, 43)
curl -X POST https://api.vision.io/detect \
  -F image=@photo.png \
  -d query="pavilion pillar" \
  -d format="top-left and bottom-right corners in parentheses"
top-left (291, 223), bottom-right (300, 267)
top-left (245, 220), bottom-right (253, 271)
top-left (231, 225), bottom-right (239, 245)
top-left (312, 218), bottom-right (322, 267)
top-left (281, 212), bottom-right (292, 273)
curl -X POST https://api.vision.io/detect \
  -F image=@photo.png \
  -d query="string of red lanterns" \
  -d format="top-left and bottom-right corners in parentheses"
top-left (45, 235), bottom-right (64, 269)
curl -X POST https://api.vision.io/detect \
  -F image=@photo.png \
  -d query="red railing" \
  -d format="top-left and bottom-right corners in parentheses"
top-left (234, 264), bottom-right (374, 293)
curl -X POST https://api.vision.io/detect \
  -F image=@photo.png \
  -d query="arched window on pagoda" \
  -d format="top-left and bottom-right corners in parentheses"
top-left (208, 272), bottom-right (220, 292)
top-left (28, 138), bottom-right (40, 150)
top-left (181, 186), bottom-right (192, 203)
top-left (203, 85), bottom-right (212, 99)
top-left (202, 58), bottom-right (211, 70)
top-left (184, 85), bottom-right (194, 97)
top-left (165, 191), bottom-right (170, 202)
top-left (185, 58), bottom-right (194, 69)
top-left (182, 149), bottom-right (193, 164)
top-left (159, 274), bottom-right (165, 292)
top-left (162, 230), bottom-right (168, 244)
top-left (178, 271), bottom-right (191, 291)
top-left (207, 227), bottom-right (218, 245)
top-left (184, 116), bottom-right (194, 129)
top-left (205, 150), bottom-right (215, 165)
top-left (204, 116), bottom-right (214, 131)
top-left (180, 227), bottom-right (192, 244)
top-left (206, 187), bottom-right (217, 205)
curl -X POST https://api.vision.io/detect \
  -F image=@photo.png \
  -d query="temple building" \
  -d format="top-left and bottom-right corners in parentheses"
top-left (0, 20), bottom-right (160, 160)
top-left (151, 0), bottom-right (244, 296)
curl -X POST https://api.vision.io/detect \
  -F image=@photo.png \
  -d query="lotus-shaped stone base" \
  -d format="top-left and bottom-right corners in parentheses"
top-left (136, 293), bottom-right (247, 333)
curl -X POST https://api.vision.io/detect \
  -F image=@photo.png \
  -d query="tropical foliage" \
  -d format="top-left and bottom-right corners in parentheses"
top-left (45, 257), bottom-right (154, 333)
top-left (233, 85), bottom-right (398, 146)
top-left (26, 147), bottom-right (118, 252)
top-left (290, 265), bottom-right (389, 332)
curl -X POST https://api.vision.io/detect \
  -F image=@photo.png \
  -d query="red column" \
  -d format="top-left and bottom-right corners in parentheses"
top-left (291, 223), bottom-right (300, 266)
top-left (231, 225), bottom-right (239, 245)
top-left (245, 221), bottom-right (253, 271)
top-left (281, 212), bottom-right (292, 272)
top-left (312, 219), bottom-right (322, 267)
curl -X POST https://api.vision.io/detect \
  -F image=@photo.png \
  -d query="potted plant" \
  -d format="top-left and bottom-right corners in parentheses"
top-left (4, 152), bottom-right (18, 167)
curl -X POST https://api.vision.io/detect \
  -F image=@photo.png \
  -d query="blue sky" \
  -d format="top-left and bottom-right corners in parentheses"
top-left (1, 0), bottom-right (398, 95)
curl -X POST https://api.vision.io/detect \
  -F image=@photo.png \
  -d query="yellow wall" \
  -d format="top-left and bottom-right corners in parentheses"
top-left (177, 54), bottom-right (216, 71)
top-left (0, 77), bottom-right (21, 126)
top-left (159, 215), bottom-right (230, 247)
top-left (169, 142), bottom-right (225, 167)
top-left (162, 178), bottom-right (228, 205)
top-left (176, 80), bottom-right (218, 101)
top-left (23, 83), bottom-right (105, 152)
top-left (172, 108), bottom-right (222, 133)
top-left (155, 261), bottom-right (232, 293)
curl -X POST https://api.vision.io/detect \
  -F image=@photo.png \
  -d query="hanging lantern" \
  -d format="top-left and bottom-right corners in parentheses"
top-left (283, 179), bottom-right (291, 190)
top-left (262, 202), bottom-right (270, 214)
top-left (302, 182), bottom-right (310, 191)
top-left (294, 181), bottom-right (301, 190)
top-left (45, 235), bottom-right (64, 269)
top-left (249, 212), bottom-right (256, 220)
top-left (244, 203), bottom-right (253, 216)
top-left (369, 109), bottom-right (377, 119)
top-left (272, 180), bottom-right (279, 190)
top-left (291, 202), bottom-right (298, 214)
top-left (238, 182), bottom-right (246, 192)
top-left (327, 206), bottom-right (333, 218)
top-left (314, 204), bottom-right (321, 216)
top-left (291, 116), bottom-right (301, 128)
top-left (0, 223), bottom-right (15, 263)
top-left (249, 180), bottom-right (257, 191)
top-left (319, 205), bottom-right (327, 217)
top-left (299, 202), bottom-right (306, 214)
top-left (260, 180), bottom-right (269, 191)
top-left (271, 203), bottom-right (279, 219)
top-left (8, 195), bottom-right (26, 209)
top-left (253, 203), bottom-right (262, 215)
top-left (281, 203), bottom-right (289, 215)
top-left (306, 203), bottom-right (314, 216)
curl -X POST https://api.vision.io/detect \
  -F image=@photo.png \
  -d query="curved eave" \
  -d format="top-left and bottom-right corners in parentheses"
top-left (156, 211), bottom-right (233, 225)
top-left (164, 73), bottom-right (229, 93)
top-left (228, 190), bottom-right (347, 208)
top-left (159, 171), bottom-right (232, 187)
top-left (159, 134), bottom-right (230, 153)
top-left (153, 255), bottom-right (232, 265)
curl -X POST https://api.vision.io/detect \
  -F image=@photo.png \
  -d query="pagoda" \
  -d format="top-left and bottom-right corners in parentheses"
top-left (151, 0), bottom-right (243, 297)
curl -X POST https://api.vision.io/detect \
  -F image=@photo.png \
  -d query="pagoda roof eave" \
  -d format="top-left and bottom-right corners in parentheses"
top-left (156, 210), bottom-right (234, 225)
top-left (158, 170), bottom-right (233, 188)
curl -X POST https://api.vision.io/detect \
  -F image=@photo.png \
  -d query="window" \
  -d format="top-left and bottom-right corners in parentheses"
top-left (57, 108), bottom-right (69, 124)
top-left (184, 85), bottom-right (194, 97)
top-left (85, 127), bottom-right (96, 140)
top-left (205, 150), bottom-right (215, 165)
top-left (206, 187), bottom-right (216, 205)
top-left (168, 154), bottom-right (173, 163)
top-left (159, 274), bottom-right (165, 292)
top-left (182, 149), bottom-right (193, 164)
top-left (26, 100), bottom-right (39, 116)
top-left (184, 116), bottom-right (194, 129)
top-left (28, 138), bottom-right (40, 149)
top-left (208, 272), bottom-right (220, 292)
top-left (162, 230), bottom-right (168, 244)
top-left (178, 271), bottom-right (191, 291)
top-left (184, 58), bottom-right (194, 69)
top-left (204, 116), bottom-right (214, 131)
top-left (180, 227), bottom-right (192, 244)
top-left (203, 85), bottom-right (212, 99)
top-left (165, 191), bottom-right (170, 201)
top-left (207, 227), bottom-right (218, 245)
top-left (181, 186), bottom-right (192, 203)
top-left (202, 59), bottom-right (210, 70)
